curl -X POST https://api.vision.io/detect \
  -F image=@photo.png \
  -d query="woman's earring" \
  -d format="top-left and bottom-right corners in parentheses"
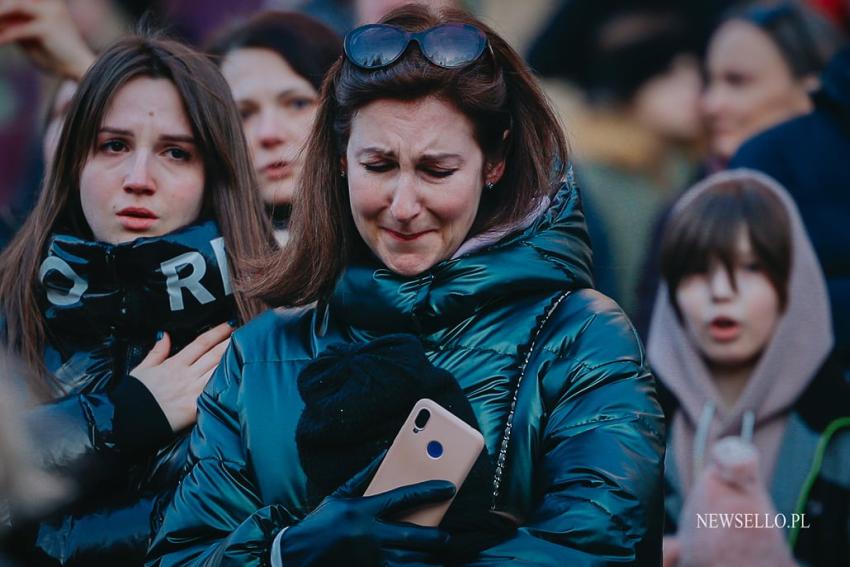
top-left (485, 181), bottom-right (495, 190)
top-left (340, 170), bottom-right (346, 178)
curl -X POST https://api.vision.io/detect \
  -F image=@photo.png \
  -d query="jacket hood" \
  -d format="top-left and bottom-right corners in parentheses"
top-left (39, 219), bottom-right (235, 351)
top-left (647, 169), bottom-right (832, 483)
top-left (330, 175), bottom-right (594, 335)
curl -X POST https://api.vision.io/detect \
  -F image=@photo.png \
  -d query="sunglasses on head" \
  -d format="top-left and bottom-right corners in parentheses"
top-left (344, 23), bottom-right (489, 70)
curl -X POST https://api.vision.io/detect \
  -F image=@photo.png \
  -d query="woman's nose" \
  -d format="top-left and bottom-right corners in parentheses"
top-left (389, 175), bottom-right (422, 222)
top-left (256, 108), bottom-right (286, 150)
top-left (123, 152), bottom-right (155, 195)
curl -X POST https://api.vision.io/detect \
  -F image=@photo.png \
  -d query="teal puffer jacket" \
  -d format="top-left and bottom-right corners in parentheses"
top-left (147, 182), bottom-right (665, 566)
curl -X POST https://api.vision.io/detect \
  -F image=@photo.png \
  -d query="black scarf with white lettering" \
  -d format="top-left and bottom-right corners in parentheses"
top-left (38, 219), bottom-right (236, 356)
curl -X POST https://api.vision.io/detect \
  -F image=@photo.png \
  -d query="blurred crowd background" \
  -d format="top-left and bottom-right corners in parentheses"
top-left (2, 1), bottom-right (850, 562)
top-left (2, 0), bottom-right (848, 340)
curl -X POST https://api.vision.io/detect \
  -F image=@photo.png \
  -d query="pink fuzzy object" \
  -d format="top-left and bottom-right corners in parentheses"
top-left (673, 437), bottom-right (797, 567)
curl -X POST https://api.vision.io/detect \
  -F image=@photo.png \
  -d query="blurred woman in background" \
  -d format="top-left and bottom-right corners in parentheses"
top-left (527, 0), bottom-right (710, 317)
top-left (207, 11), bottom-right (342, 244)
top-left (632, 2), bottom-right (844, 339)
top-left (702, 2), bottom-right (843, 166)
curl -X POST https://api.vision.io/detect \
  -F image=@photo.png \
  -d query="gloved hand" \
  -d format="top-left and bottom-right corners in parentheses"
top-left (281, 453), bottom-right (455, 566)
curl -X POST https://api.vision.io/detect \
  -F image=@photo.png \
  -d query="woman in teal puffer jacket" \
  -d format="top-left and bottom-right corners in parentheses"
top-left (148, 6), bottom-right (665, 566)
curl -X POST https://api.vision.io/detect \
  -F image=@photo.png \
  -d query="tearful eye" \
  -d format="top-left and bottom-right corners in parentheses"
top-left (101, 140), bottom-right (127, 153)
top-left (238, 106), bottom-right (258, 121)
top-left (166, 147), bottom-right (192, 161)
top-left (288, 97), bottom-right (315, 111)
top-left (724, 72), bottom-right (749, 87)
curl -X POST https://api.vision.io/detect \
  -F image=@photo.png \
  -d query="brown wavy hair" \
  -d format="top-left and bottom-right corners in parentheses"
top-left (248, 4), bottom-right (569, 307)
top-left (0, 35), bottom-right (274, 399)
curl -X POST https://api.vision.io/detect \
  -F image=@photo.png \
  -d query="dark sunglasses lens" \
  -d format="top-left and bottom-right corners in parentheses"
top-left (346, 25), bottom-right (407, 68)
top-left (420, 24), bottom-right (487, 68)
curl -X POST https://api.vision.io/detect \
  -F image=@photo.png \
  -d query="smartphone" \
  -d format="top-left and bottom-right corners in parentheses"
top-left (363, 398), bottom-right (485, 527)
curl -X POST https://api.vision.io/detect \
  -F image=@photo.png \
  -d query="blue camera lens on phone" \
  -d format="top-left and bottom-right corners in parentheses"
top-left (426, 440), bottom-right (443, 459)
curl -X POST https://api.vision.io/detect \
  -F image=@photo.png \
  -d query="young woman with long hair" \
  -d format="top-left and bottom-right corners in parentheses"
top-left (0, 34), bottom-right (273, 565)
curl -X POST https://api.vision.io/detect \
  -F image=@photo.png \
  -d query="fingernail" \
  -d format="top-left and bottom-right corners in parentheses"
top-left (155, 330), bottom-right (164, 341)
top-left (227, 319), bottom-right (238, 328)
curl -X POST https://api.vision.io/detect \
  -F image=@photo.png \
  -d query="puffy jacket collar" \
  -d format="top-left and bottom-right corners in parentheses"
top-left (329, 178), bottom-right (593, 335)
top-left (39, 219), bottom-right (235, 350)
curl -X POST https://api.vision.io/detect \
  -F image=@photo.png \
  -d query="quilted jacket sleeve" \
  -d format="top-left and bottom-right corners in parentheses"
top-left (474, 291), bottom-right (666, 566)
top-left (26, 375), bottom-right (172, 484)
top-left (6, 378), bottom-right (176, 565)
top-left (146, 339), bottom-right (295, 567)
top-left (11, 495), bottom-right (157, 565)
top-left (1, 316), bottom-right (170, 487)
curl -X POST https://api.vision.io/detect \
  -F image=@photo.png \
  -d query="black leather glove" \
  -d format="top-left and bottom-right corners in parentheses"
top-left (280, 454), bottom-right (455, 566)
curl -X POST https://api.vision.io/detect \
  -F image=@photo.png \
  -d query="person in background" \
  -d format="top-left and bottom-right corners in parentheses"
top-left (730, 44), bottom-right (850, 367)
top-left (206, 11), bottom-right (342, 245)
top-left (632, 1), bottom-right (844, 340)
top-left (527, 0), bottom-right (710, 317)
top-left (0, 0), bottom-right (97, 248)
top-left (148, 5), bottom-right (664, 566)
top-left (0, 35), bottom-right (273, 565)
top-left (0, 0), bottom-right (95, 80)
top-left (41, 80), bottom-right (80, 166)
top-left (648, 170), bottom-right (850, 567)
top-left (1, 78), bottom-right (80, 250)
top-left (354, 0), bottom-right (457, 25)
top-left (702, 1), bottom-right (843, 167)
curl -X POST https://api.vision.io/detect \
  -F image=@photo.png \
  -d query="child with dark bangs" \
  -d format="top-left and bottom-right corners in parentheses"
top-left (649, 169), bottom-right (849, 567)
